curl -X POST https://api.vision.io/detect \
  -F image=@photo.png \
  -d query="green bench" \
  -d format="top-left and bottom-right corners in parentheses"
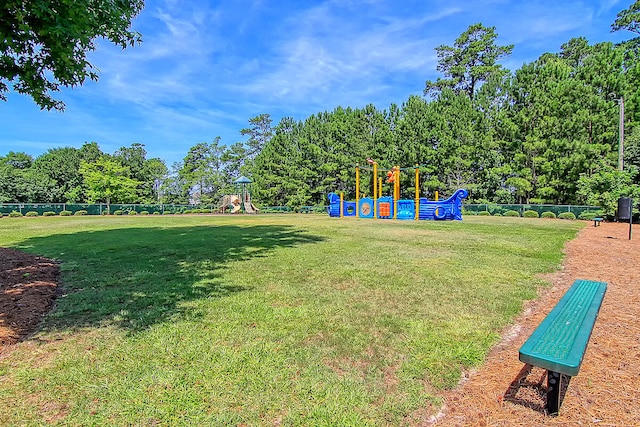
top-left (518, 279), bottom-right (607, 415)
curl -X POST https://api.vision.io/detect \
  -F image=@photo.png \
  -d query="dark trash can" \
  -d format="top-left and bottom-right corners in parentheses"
top-left (617, 197), bottom-right (633, 221)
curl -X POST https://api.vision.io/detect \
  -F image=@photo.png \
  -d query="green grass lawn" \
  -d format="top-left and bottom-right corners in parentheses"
top-left (0, 214), bottom-right (582, 426)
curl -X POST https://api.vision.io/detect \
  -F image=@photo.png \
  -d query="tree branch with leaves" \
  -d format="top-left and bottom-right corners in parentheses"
top-left (1, 0), bottom-right (144, 110)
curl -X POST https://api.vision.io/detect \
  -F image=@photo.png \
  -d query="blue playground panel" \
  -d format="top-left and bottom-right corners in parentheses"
top-left (396, 200), bottom-right (415, 220)
top-left (343, 201), bottom-right (357, 216)
top-left (327, 193), bottom-right (358, 217)
top-left (359, 198), bottom-right (374, 218)
top-left (418, 189), bottom-right (468, 220)
top-left (328, 193), bottom-right (341, 217)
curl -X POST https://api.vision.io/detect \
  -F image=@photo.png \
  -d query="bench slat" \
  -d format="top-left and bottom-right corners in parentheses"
top-left (519, 279), bottom-right (607, 376)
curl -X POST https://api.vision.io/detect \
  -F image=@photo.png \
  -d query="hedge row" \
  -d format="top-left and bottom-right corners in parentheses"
top-left (0, 209), bottom-right (222, 217)
top-left (462, 209), bottom-right (603, 221)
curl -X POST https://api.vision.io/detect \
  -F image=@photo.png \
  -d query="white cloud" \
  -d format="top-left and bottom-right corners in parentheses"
top-left (87, 2), bottom-right (225, 107)
top-left (235, 3), bottom-right (454, 108)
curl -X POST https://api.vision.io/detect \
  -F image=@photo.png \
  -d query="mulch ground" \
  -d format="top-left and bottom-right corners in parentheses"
top-left (1, 222), bottom-right (639, 426)
top-left (0, 248), bottom-right (59, 349)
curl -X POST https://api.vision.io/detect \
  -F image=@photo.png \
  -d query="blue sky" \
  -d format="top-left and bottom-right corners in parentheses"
top-left (0, 0), bottom-right (634, 167)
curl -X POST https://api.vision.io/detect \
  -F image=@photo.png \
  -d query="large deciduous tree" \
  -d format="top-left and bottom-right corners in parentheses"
top-left (577, 164), bottom-right (640, 214)
top-left (1, 0), bottom-right (144, 110)
top-left (0, 152), bottom-right (34, 202)
top-left (113, 142), bottom-right (168, 202)
top-left (180, 139), bottom-right (226, 205)
top-left (32, 147), bottom-right (86, 202)
top-left (79, 157), bottom-right (139, 213)
top-left (144, 157), bottom-right (169, 203)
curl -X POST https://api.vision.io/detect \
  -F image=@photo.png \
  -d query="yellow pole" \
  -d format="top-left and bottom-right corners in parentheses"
top-left (393, 166), bottom-right (399, 219)
top-left (355, 166), bottom-right (360, 218)
top-left (340, 192), bottom-right (344, 218)
top-left (378, 177), bottom-right (382, 198)
top-left (373, 162), bottom-right (377, 219)
top-left (415, 165), bottom-right (420, 220)
top-left (435, 190), bottom-right (439, 201)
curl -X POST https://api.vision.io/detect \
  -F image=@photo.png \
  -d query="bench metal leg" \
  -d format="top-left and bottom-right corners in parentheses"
top-left (547, 370), bottom-right (572, 415)
top-left (547, 371), bottom-right (561, 414)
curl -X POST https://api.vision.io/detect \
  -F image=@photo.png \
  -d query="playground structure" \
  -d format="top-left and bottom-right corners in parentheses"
top-left (218, 176), bottom-right (259, 214)
top-left (327, 160), bottom-right (468, 220)
top-left (218, 195), bottom-right (242, 214)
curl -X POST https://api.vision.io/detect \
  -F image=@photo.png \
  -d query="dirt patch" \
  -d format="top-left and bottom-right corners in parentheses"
top-left (0, 248), bottom-right (59, 351)
top-left (426, 221), bottom-right (640, 426)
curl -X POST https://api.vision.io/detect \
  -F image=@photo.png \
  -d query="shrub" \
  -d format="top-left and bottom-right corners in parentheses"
top-left (25, 211), bottom-right (39, 217)
top-left (153, 211), bottom-right (161, 215)
top-left (493, 212), bottom-right (503, 216)
top-left (101, 210), bottom-right (109, 215)
top-left (477, 211), bottom-right (491, 216)
top-left (541, 211), bottom-right (556, 219)
top-left (43, 211), bottom-right (56, 217)
top-left (74, 210), bottom-right (88, 216)
top-left (128, 210), bottom-right (138, 215)
top-left (462, 210), bottom-right (476, 216)
top-left (504, 210), bottom-right (520, 217)
top-left (578, 211), bottom-right (601, 221)
top-left (60, 210), bottom-right (72, 216)
top-left (558, 212), bottom-right (576, 220)
top-left (523, 210), bottom-right (539, 218)
top-left (163, 211), bottom-right (174, 215)
top-left (9, 211), bottom-right (23, 217)
top-left (140, 210), bottom-right (149, 215)
top-left (113, 210), bottom-right (123, 215)
top-left (183, 210), bottom-right (193, 214)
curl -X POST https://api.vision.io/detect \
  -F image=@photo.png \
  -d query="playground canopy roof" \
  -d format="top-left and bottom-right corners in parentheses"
top-left (234, 176), bottom-right (252, 184)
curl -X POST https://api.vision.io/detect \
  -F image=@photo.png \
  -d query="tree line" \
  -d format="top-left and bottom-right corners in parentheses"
top-left (3, 3), bottom-right (640, 214)
top-left (0, 114), bottom-right (271, 208)
top-left (251, 14), bottom-right (640, 214)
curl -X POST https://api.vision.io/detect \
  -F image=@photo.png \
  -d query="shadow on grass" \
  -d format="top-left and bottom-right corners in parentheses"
top-left (17, 224), bottom-right (323, 333)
